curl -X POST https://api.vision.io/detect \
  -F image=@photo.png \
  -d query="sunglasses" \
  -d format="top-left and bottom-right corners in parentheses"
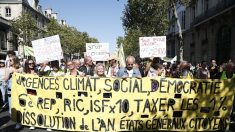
top-left (127, 64), bottom-right (134, 66)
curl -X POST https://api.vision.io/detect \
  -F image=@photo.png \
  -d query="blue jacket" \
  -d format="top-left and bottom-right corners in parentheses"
top-left (117, 67), bottom-right (142, 77)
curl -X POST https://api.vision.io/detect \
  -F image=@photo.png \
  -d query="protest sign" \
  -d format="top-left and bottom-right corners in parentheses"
top-left (12, 73), bottom-right (235, 131)
top-left (139, 36), bottom-right (166, 58)
top-left (32, 35), bottom-right (63, 64)
top-left (86, 43), bottom-right (109, 61)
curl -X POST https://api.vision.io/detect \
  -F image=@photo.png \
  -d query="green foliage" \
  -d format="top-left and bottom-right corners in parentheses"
top-left (117, 29), bottom-right (142, 56)
top-left (123, 0), bottom-right (168, 36)
top-left (46, 19), bottom-right (98, 56)
top-left (11, 12), bottom-right (42, 46)
top-left (120, 0), bottom-right (192, 60)
top-left (121, 0), bottom-right (169, 55)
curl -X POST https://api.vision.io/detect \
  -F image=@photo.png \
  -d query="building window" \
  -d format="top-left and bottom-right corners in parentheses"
top-left (192, 6), bottom-right (196, 20)
top-left (5, 7), bottom-right (11, 17)
top-left (190, 52), bottom-right (195, 65)
top-left (181, 11), bottom-right (185, 29)
top-left (205, 0), bottom-right (209, 11)
top-left (216, 26), bottom-right (231, 64)
top-left (0, 31), bottom-right (7, 50)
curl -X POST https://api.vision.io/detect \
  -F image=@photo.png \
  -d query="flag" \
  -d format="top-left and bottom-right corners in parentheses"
top-left (24, 45), bottom-right (34, 56)
top-left (117, 43), bottom-right (126, 67)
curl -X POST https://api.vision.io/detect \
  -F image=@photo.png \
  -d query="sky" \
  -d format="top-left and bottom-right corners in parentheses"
top-left (40, 0), bottom-right (127, 53)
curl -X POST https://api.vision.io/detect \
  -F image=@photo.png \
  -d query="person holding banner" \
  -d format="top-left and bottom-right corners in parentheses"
top-left (179, 61), bottom-right (193, 79)
top-left (79, 56), bottom-right (95, 76)
top-left (220, 62), bottom-right (235, 79)
top-left (196, 61), bottom-right (210, 79)
top-left (209, 59), bottom-right (219, 79)
top-left (49, 60), bottom-right (65, 77)
top-left (147, 63), bottom-right (164, 77)
top-left (144, 57), bottom-right (161, 77)
top-left (37, 61), bottom-right (51, 76)
top-left (107, 55), bottom-right (119, 77)
top-left (94, 63), bottom-right (106, 77)
top-left (24, 59), bottom-right (37, 75)
top-left (4, 55), bottom-right (23, 130)
top-left (66, 61), bottom-right (85, 76)
top-left (73, 59), bottom-right (81, 69)
top-left (169, 63), bottom-right (180, 78)
top-left (117, 56), bottom-right (141, 78)
top-left (220, 62), bottom-right (235, 123)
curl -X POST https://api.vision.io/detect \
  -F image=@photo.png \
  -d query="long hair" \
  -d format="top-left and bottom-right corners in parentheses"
top-left (24, 59), bottom-right (37, 73)
top-left (10, 56), bottom-right (20, 69)
top-left (95, 63), bottom-right (106, 77)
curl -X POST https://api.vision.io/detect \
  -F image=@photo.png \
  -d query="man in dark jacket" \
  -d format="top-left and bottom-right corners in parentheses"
top-left (78, 56), bottom-right (95, 76)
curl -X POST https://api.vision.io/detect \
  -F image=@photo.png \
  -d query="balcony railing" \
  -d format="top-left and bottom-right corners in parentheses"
top-left (191, 0), bottom-right (235, 26)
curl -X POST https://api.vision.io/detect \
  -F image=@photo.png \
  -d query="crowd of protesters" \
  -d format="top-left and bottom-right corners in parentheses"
top-left (0, 50), bottom-right (235, 131)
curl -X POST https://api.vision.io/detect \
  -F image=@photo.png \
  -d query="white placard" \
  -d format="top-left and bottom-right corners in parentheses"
top-left (139, 36), bottom-right (166, 58)
top-left (86, 43), bottom-right (109, 61)
top-left (32, 35), bottom-right (63, 64)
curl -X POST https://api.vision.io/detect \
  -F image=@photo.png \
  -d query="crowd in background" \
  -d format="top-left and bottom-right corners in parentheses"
top-left (0, 50), bottom-right (235, 130)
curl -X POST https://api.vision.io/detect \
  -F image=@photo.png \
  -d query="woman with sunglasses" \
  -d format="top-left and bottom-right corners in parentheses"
top-left (4, 55), bottom-right (23, 130)
top-left (66, 61), bottom-right (85, 77)
top-left (24, 59), bottom-right (37, 74)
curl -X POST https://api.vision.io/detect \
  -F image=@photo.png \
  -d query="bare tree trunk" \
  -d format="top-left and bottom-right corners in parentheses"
top-left (172, 1), bottom-right (184, 62)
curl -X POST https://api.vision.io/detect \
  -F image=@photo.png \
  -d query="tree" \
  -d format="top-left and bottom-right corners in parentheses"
top-left (116, 28), bottom-right (142, 56)
top-left (122, 0), bottom-right (168, 36)
top-left (120, 0), bottom-right (192, 61)
top-left (11, 12), bottom-right (43, 46)
top-left (169, 0), bottom-right (192, 61)
top-left (121, 0), bottom-right (168, 57)
top-left (46, 19), bottom-right (98, 57)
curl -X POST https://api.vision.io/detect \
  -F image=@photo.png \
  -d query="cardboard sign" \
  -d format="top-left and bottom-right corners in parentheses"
top-left (12, 73), bottom-right (235, 131)
top-left (32, 35), bottom-right (63, 63)
top-left (139, 36), bottom-right (166, 58)
top-left (86, 43), bottom-right (109, 61)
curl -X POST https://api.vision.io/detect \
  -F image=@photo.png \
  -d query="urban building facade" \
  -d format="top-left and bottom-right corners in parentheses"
top-left (0, 0), bottom-right (49, 58)
top-left (0, 17), bottom-right (12, 59)
top-left (167, 0), bottom-right (235, 64)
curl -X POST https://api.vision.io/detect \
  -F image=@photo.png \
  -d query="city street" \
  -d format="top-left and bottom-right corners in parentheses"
top-left (1, 107), bottom-right (235, 132)
top-left (0, 108), bottom-right (60, 132)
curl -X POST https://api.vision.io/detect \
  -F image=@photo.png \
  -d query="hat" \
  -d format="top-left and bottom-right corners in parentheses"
top-left (108, 54), bottom-right (117, 61)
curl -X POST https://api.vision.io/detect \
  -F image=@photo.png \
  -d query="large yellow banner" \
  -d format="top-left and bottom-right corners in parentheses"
top-left (11, 73), bottom-right (235, 131)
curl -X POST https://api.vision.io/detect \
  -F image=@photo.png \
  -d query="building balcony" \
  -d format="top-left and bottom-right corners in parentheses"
top-left (191, 0), bottom-right (235, 27)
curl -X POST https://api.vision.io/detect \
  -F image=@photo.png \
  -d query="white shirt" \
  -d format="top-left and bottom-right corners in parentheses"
top-left (107, 66), bottom-right (119, 77)
top-left (147, 67), bottom-right (157, 77)
top-left (38, 65), bottom-right (51, 72)
top-left (0, 68), bottom-right (5, 82)
top-left (127, 69), bottom-right (133, 77)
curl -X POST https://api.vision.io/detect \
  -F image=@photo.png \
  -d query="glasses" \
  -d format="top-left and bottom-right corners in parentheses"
top-left (127, 64), bottom-right (134, 66)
